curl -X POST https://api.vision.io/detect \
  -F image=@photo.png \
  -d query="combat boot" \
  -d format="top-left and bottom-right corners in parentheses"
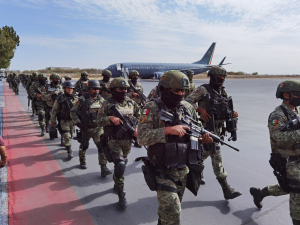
top-left (293, 220), bottom-right (300, 225)
top-left (66, 146), bottom-right (73, 160)
top-left (116, 185), bottom-right (127, 210)
top-left (134, 142), bottom-right (142, 148)
top-left (200, 173), bottom-right (206, 185)
top-left (101, 164), bottom-right (112, 177)
top-left (79, 150), bottom-right (87, 169)
top-left (217, 178), bottom-right (242, 200)
top-left (249, 187), bottom-right (269, 209)
top-left (40, 125), bottom-right (45, 136)
top-left (45, 124), bottom-right (49, 133)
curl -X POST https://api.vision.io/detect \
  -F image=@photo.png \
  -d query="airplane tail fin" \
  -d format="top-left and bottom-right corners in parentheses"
top-left (219, 57), bottom-right (226, 65)
top-left (192, 42), bottom-right (216, 65)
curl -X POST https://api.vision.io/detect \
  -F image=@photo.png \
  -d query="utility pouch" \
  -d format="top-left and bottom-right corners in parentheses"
top-left (165, 142), bottom-right (177, 168)
top-left (104, 125), bottom-right (115, 137)
top-left (49, 124), bottom-right (58, 139)
top-left (136, 157), bottom-right (157, 191)
top-left (177, 143), bottom-right (187, 168)
top-left (273, 170), bottom-right (291, 193)
top-left (186, 162), bottom-right (205, 196)
top-left (90, 111), bottom-right (97, 124)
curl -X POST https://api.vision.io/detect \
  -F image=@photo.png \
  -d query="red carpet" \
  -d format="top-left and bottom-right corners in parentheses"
top-left (3, 83), bottom-right (94, 224)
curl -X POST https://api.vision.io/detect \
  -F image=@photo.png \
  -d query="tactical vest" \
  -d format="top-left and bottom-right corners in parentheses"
top-left (99, 80), bottom-right (112, 99)
top-left (80, 80), bottom-right (89, 93)
top-left (104, 97), bottom-right (136, 140)
top-left (148, 99), bottom-right (202, 170)
top-left (80, 93), bottom-right (103, 127)
top-left (46, 84), bottom-right (62, 103)
top-left (202, 84), bottom-right (233, 120)
top-left (57, 94), bottom-right (75, 121)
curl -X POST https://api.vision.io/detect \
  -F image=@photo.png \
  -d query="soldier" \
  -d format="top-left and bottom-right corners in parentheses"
top-left (7, 73), bottom-right (12, 89)
top-left (184, 70), bottom-right (195, 98)
top-left (29, 74), bottom-right (48, 136)
top-left (64, 76), bottom-right (72, 81)
top-left (41, 73), bottom-right (63, 134)
top-left (137, 70), bottom-right (213, 225)
top-left (74, 71), bottom-right (89, 96)
top-left (27, 72), bottom-right (38, 117)
top-left (250, 80), bottom-right (300, 225)
top-left (97, 77), bottom-right (141, 209)
top-left (11, 73), bottom-right (20, 95)
top-left (127, 70), bottom-right (144, 106)
top-left (99, 69), bottom-right (112, 100)
top-left (50, 81), bottom-right (78, 159)
top-left (70, 80), bottom-right (111, 176)
top-left (185, 66), bottom-right (241, 200)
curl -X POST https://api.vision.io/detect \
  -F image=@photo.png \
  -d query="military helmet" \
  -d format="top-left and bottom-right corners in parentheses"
top-left (102, 69), bottom-right (112, 77)
top-left (51, 73), bottom-right (61, 80)
top-left (186, 70), bottom-right (194, 75)
top-left (110, 77), bottom-right (130, 88)
top-left (81, 71), bottom-right (88, 76)
top-left (13, 73), bottom-right (16, 76)
top-left (87, 80), bottom-right (100, 89)
top-left (128, 70), bottom-right (139, 78)
top-left (38, 73), bottom-right (47, 79)
top-left (64, 76), bottom-right (72, 80)
top-left (32, 72), bottom-right (38, 77)
top-left (63, 81), bottom-right (75, 89)
top-left (159, 70), bottom-right (190, 89)
top-left (208, 66), bottom-right (227, 77)
top-left (276, 80), bottom-right (300, 99)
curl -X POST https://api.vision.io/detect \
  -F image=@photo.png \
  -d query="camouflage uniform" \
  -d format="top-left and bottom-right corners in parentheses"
top-left (70, 94), bottom-right (108, 166)
top-left (147, 86), bottom-right (160, 101)
top-left (11, 75), bottom-right (20, 95)
top-left (186, 85), bottom-right (228, 180)
top-left (27, 73), bottom-right (39, 116)
top-left (128, 82), bottom-right (144, 105)
top-left (74, 78), bottom-right (89, 95)
top-left (99, 80), bottom-right (111, 99)
top-left (29, 79), bottom-right (47, 128)
top-left (97, 96), bottom-right (140, 202)
top-left (50, 94), bottom-right (78, 147)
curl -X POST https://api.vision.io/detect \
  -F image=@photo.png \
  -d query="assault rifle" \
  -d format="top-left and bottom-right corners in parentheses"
top-left (160, 109), bottom-right (239, 152)
top-left (280, 114), bottom-right (300, 132)
top-left (128, 80), bottom-right (148, 107)
top-left (108, 104), bottom-right (136, 139)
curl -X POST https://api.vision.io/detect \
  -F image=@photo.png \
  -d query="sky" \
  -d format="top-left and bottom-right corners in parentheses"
top-left (1, 0), bottom-right (300, 74)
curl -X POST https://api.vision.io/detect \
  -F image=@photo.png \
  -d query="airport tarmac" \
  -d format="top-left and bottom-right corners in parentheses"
top-left (15, 78), bottom-right (296, 225)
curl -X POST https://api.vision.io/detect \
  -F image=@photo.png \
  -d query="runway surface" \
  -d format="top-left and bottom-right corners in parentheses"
top-left (11, 78), bottom-right (297, 224)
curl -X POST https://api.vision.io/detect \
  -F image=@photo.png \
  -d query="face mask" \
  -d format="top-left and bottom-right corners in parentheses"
top-left (39, 79), bottom-right (46, 85)
top-left (53, 80), bottom-right (60, 85)
top-left (210, 75), bottom-right (225, 90)
top-left (290, 97), bottom-right (300, 107)
top-left (91, 92), bottom-right (98, 97)
top-left (131, 77), bottom-right (138, 85)
top-left (65, 92), bottom-right (74, 98)
top-left (161, 88), bottom-right (184, 110)
top-left (103, 76), bottom-right (110, 82)
top-left (112, 91), bottom-right (127, 103)
top-left (81, 76), bottom-right (88, 81)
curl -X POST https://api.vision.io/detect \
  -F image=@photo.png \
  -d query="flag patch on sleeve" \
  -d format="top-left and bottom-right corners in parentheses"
top-left (271, 119), bottom-right (278, 124)
top-left (142, 109), bottom-right (149, 115)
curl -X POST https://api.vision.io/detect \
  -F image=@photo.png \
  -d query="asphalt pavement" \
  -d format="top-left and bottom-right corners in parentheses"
top-left (16, 79), bottom-right (296, 225)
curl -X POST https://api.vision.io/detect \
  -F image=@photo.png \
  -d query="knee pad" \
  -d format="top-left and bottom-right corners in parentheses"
top-left (114, 161), bottom-right (126, 179)
top-left (38, 113), bottom-right (45, 121)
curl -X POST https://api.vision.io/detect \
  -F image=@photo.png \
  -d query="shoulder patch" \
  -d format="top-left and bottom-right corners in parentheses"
top-left (142, 109), bottom-right (149, 115)
top-left (139, 115), bottom-right (148, 123)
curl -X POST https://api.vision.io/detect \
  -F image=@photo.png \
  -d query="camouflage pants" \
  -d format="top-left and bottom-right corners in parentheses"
top-left (13, 85), bottom-right (19, 93)
top-left (156, 167), bottom-right (189, 225)
top-left (267, 160), bottom-right (300, 220)
top-left (78, 127), bottom-right (107, 165)
top-left (36, 100), bottom-right (45, 126)
top-left (202, 146), bottom-right (228, 180)
top-left (108, 140), bottom-right (131, 188)
top-left (44, 107), bottom-right (51, 126)
top-left (60, 120), bottom-right (74, 147)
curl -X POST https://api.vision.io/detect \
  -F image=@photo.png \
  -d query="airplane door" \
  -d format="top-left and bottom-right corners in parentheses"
top-left (116, 63), bottom-right (123, 71)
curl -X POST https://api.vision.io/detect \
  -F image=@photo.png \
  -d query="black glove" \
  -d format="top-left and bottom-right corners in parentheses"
top-left (76, 122), bottom-right (86, 130)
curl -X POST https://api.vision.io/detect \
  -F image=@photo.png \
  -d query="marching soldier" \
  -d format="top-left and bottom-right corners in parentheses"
top-left (97, 77), bottom-right (141, 209)
top-left (99, 69), bottom-right (112, 100)
top-left (74, 71), bottom-right (89, 96)
top-left (250, 80), bottom-right (300, 225)
top-left (50, 81), bottom-right (78, 159)
top-left (185, 66), bottom-right (241, 200)
top-left (29, 74), bottom-right (48, 136)
top-left (127, 70), bottom-right (144, 106)
top-left (70, 80), bottom-right (111, 176)
top-left (137, 70), bottom-right (213, 224)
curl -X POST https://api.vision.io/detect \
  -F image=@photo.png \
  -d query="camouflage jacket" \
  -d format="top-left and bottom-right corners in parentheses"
top-left (41, 84), bottom-right (63, 108)
top-left (147, 86), bottom-right (160, 101)
top-left (185, 84), bottom-right (229, 134)
top-left (50, 93), bottom-right (79, 123)
top-left (29, 82), bottom-right (47, 101)
top-left (74, 79), bottom-right (89, 93)
top-left (128, 82), bottom-right (144, 104)
top-left (184, 81), bottom-right (195, 98)
top-left (137, 98), bottom-right (201, 147)
top-left (70, 94), bottom-right (105, 128)
top-left (97, 97), bottom-right (141, 128)
top-left (268, 102), bottom-right (300, 157)
top-left (99, 79), bottom-right (112, 100)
